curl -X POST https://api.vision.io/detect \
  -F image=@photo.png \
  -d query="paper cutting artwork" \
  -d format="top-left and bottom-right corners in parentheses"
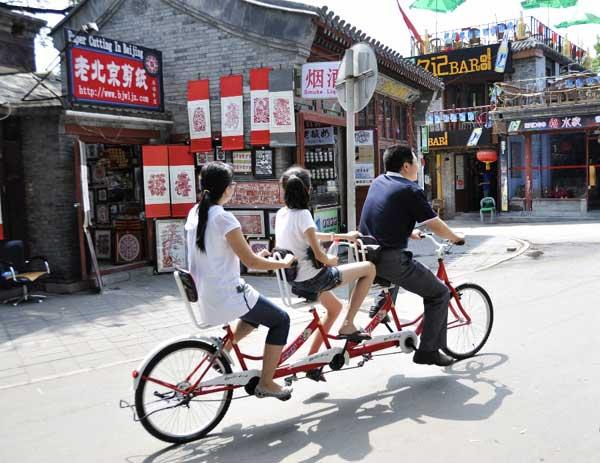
top-left (253, 97), bottom-right (269, 124)
top-left (273, 98), bottom-right (291, 126)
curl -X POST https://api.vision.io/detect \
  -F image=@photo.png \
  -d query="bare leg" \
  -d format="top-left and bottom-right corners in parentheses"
top-left (308, 290), bottom-right (342, 355)
top-left (258, 343), bottom-right (286, 393)
top-left (337, 261), bottom-right (376, 335)
top-left (224, 320), bottom-right (256, 352)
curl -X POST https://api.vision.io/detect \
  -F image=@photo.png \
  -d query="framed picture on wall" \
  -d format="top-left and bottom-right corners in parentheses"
top-left (155, 219), bottom-right (187, 273)
top-left (254, 149), bottom-right (274, 178)
top-left (232, 150), bottom-right (253, 174)
top-left (94, 229), bottom-right (112, 260)
top-left (267, 211), bottom-right (277, 236)
top-left (114, 230), bottom-right (143, 264)
top-left (92, 164), bottom-right (107, 185)
top-left (230, 210), bottom-right (265, 238)
top-left (215, 146), bottom-right (226, 162)
top-left (196, 152), bottom-right (214, 166)
top-left (97, 188), bottom-right (108, 202)
top-left (247, 239), bottom-right (271, 274)
top-left (96, 204), bottom-right (110, 225)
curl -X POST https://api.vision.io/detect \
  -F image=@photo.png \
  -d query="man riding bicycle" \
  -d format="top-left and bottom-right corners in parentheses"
top-left (359, 142), bottom-right (464, 367)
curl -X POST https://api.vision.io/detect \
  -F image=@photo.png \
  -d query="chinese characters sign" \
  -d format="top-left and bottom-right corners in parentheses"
top-left (65, 29), bottom-right (163, 111)
top-left (301, 61), bottom-right (340, 99)
top-left (507, 115), bottom-right (600, 133)
top-left (413, 44), bottom-right (508, 80)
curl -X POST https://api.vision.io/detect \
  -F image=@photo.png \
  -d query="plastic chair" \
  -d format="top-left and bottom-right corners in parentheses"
top-left (480, 197), bottom-right (496, 223)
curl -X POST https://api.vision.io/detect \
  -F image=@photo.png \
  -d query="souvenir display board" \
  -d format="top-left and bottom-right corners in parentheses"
top-left (155, 219), bottom-right (187, 273)
top-left (230, 210), bottom-right (265, 238)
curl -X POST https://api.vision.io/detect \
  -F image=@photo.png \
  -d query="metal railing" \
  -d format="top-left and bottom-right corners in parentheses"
top-left (493, 72), bottom-right (600, 108)
top-left (410, 16), bottom-right (586, 65)
top-left (426, 104), bottom-right (494, 131)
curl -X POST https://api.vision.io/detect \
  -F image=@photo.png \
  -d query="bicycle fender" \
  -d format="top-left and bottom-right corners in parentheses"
top-left (132, 333), bottom-right (232, 391)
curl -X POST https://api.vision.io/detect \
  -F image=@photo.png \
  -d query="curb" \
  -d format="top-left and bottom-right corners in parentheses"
top-left (452, 238), bottom-right (530, 279)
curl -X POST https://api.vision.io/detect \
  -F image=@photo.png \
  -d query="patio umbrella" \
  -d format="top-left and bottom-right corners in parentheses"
top-left (409, 0), bottom-right (465, 13)
top-left (556, 13), bottom-right (600, 28)
top-left (521, 0), bottom-right (577, 8)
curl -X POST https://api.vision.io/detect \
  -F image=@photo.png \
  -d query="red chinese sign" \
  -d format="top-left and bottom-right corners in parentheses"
top-left (65, 29), bottom-right (163, 111)
top-left (301, 61), bottom-right (340, 99)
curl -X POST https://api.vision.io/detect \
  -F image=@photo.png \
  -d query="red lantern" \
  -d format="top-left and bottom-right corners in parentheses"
top-left (476, 150), bottom-right (497, 171)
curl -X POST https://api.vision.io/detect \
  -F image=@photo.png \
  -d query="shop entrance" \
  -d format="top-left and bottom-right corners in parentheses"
top-left (455, 153), bottom-right (498, 213)
top-left (83, 143), bottom-right (148, 272)
top-left (588, 134), bottom-right (600, 211)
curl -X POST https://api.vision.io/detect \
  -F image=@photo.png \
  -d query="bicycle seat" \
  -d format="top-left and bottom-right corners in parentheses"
top-left (374, 276), bottom-right (392, 288)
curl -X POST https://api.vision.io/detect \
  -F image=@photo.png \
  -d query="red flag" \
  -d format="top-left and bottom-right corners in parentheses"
top-left (187, 80), bottom-right (212, 152)
top-left (220, 75), bottom-right (244, 151)
top-left (397, 0), bottom-right (422, 44)
top-left (168, 146), bottom-right (196, 218)
top-left (250, 68), bottom-right (271, 146)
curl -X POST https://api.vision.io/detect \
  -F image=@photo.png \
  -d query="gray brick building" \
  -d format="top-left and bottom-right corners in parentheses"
top-left (1, 0), bottom-right (441, 290)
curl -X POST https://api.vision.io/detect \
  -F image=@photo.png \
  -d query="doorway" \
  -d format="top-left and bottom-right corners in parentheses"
top-left (455, 153), bottom-right (498, 213)
top-left (588, 134), bottom-right (600, 210)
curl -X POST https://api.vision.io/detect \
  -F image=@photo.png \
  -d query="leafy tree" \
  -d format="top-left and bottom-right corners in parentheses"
top-left (592, 36), bottom-right (600, 72)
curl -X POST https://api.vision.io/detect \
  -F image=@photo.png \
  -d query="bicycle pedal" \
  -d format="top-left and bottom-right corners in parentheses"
top-left (284, 374), bottom-right (298, 386)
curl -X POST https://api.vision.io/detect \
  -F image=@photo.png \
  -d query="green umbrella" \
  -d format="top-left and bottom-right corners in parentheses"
top-left (521, 0), bottom-right (577, 8)
top-left (409, 0), bottom-right (465, 13)
top-left (556, 13), bottom-right (600, 28)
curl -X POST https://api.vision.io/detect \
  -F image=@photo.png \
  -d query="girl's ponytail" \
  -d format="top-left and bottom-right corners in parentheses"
top-left (281, 167), bottom-right (311, 209)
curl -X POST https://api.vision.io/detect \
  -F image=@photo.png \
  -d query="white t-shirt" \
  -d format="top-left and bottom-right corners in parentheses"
top-left (275, 207), bottom-right (321, 282)
top-left (185, 204), bottom-right (260, 326)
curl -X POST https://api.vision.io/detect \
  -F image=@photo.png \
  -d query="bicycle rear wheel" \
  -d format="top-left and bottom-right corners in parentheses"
top-left (443, 283), bottom-right (493, 360)
top-left (135, 340), bottom-right (233, 444)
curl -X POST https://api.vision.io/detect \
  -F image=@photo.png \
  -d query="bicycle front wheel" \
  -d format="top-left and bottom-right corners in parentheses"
top-left (443, 283), bottom-right (493, 360)
top-left (135, 340), bottom-right (233, 444)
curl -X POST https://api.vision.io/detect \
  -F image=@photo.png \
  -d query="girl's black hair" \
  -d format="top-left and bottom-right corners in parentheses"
top-left (281, 166), bottom-right (311, 210)
top-left (196, 161), bottom-right (234, 252)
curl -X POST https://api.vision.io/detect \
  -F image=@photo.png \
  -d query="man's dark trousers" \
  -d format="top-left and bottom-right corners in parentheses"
top-left (376, 248), bottom-right (451, 351)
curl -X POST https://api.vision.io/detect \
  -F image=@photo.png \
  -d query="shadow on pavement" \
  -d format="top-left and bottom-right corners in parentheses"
top-left (135, 353), bottom-right (511, 463)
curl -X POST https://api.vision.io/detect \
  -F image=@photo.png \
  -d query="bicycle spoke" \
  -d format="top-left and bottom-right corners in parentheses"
top-left (136, 343), bottom-right (232, 442)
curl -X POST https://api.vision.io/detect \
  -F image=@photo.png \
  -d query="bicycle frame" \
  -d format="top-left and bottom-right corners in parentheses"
top-left (140, 236), bottom-right (472, 400)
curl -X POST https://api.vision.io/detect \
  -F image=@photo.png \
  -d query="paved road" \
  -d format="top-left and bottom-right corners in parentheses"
top-left (1, 222), bottom-right (599, 462)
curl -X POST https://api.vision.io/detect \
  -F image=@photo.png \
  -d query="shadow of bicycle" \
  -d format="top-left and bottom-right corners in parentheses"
top-left (131, 353), bottom-right (511, 463)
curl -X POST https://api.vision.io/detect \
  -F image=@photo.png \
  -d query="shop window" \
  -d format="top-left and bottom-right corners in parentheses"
top-left (509, 139), bottom-right (525, 199)
top-left (384, 99), bottom-right (393, 139)
top-left (539, 133), bottom-right (586, 198)
top-left (376, 97), bottom-right (385, 138)
top-left (357, 99), bottom-right (375, 128)
top-left (395, 103), bottom-right (406, 140)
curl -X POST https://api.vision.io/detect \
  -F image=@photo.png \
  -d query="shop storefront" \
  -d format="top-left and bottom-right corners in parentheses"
top-left (503, 114), bottom-right (600, 214)
top-left (424, 128), bottom-right (495, 216)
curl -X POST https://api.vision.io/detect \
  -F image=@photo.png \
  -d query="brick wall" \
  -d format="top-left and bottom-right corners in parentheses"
top-left (20, 112), bottom-right (80, 281)
top-left (57, 0), bottom-right (315, 142)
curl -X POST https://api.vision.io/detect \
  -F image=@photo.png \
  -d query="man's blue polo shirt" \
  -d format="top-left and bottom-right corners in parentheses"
top-left (359, 173), bottom-right (437, 249)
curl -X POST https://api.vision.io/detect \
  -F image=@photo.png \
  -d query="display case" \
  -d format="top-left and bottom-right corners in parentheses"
top-left (303, 127), bottom-right (340, 207)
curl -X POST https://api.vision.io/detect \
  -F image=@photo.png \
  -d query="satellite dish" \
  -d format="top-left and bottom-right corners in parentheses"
top-left (335, 43), bottom-right (378, 113)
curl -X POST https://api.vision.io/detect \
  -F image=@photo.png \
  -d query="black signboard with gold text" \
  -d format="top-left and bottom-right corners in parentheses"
top-left (411, 44), bottom-right (510, 80)
top-left (428, 129), bottom-right (492, 150)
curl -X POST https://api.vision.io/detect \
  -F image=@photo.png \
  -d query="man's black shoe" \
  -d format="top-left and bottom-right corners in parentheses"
top-left (413, 349), bottom-right (455, 367)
